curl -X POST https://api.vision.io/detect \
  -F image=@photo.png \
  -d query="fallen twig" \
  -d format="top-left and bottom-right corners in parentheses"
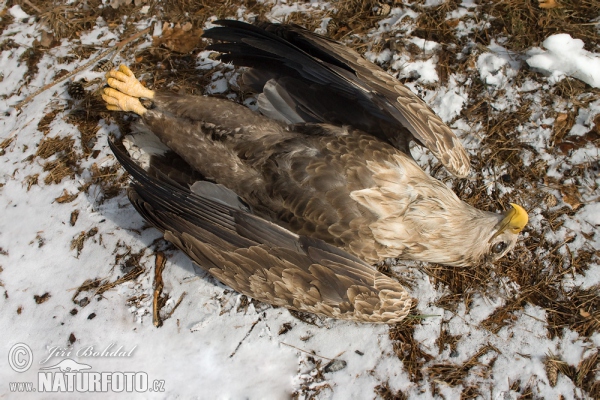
top-left (164, 291), bottom-right (187, 320)
top-left (21, 0), bottom-right (43, 14)
top-left (153, 252), bottom-right (167, 327)
top-left (229, 317), bottom-right (261, 358)
top-left (280, 342), bottom-right (335, 361)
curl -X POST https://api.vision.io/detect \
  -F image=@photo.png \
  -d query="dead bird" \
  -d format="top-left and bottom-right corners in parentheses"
top-left (101, 21), bottom-right (527, 323)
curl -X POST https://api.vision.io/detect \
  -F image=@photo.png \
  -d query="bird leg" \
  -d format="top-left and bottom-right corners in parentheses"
top-left (102, 65), bottom-right (155, 115)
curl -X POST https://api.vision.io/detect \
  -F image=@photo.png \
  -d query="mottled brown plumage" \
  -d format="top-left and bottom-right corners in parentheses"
top-left (101, 21), bottom-right (527, 323)
top-left (107, 89), bottom-right (523, 266)
top-left (109, 139), bottom-right (411, 323)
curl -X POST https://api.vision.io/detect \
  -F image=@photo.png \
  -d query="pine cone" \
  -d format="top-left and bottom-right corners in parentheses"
top-left (94, 59), bottom-right (115, 72)
top-left (67, 81), bottom-right (85, 99)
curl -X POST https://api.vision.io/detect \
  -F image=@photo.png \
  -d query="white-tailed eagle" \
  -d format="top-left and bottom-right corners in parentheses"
top-left (101, 20), bottom-right (527, 323)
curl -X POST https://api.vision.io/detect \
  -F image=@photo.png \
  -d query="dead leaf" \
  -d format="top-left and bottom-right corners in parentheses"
top-left (593, 114), bottom-right (600, 133)
top-left (55, 189), bottom-right (78, 204)
top-left (34, 292), bottom-right (51, 304)
top-left (551, 112), bottom-right (573, 146)
top-left (558, 130), bottom-right (600, 154)
top-left (545, 358), bottom-right (559, 387)
top-left (445, 19), bottom-right (460, 29)
top-left (70, 210), bottom-right (79, 226)
top-left (579, 309), bottom-right (590, 318)
top-left (538, 0), bottom-right (558, 9)
top-left (560, 185), bottom-right (583, 210)
top-left (38, 30), bottom-right (56, 48)
top-left (152, 22), bottom-right (204, 54)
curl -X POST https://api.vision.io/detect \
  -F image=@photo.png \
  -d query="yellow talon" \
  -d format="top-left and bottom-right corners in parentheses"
top-left (104, 65), bottom-right (155, 100)
top-left (102, 87), bottom-right (147, 115)
top-left (102, 64), bottom-right (154, 115)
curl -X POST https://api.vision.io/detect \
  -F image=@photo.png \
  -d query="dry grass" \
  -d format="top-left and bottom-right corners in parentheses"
top-left (388, 306), bottom-right (435, 383)
top-left (374, 382), bottom-right (408, 400)
top-left (0, 136), bottom-right (15, 156)
top-left (543, 351), bottom-right (600, 396)
top-left (37, 108), bottom-right (63, 135)
top-left (414, 8), bottom-right (600, 376)
top-left (160, 0), bottom-right (272, 29)
top-left (35, 136), bottom-right (80, 184)
top-left (19, 45), bottom-right (43, 83)
top-left (37, 0), bottom-right (117, 41)
top-left (81, 162), bottom-right (129, 204)
top-left (481, 0), bottom-right (600, 51)
top-left (412, 0), bottom-right (461, 45)
top-left (71, 245), bottom-right (146, 305)
top-left (55, 189), bottom-right (78, 203)
top-left (426, 345), bottom-right (498, 387)
top-left (70, 227), bottom-right (98, 258)
top-left (0, 7), bottom-right (14, 36)
top-left (35, 136), bottom-right (74, 159)
top-left (24, 174), bottom-right (39, 191)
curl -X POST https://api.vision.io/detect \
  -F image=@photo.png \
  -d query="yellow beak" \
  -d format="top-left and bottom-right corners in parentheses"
top-left (497, 203), bottom-right (528, 235)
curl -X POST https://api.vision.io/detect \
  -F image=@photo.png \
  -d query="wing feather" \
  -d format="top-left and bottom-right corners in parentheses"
top-left (204, 20), bottom-right (470, 177)
top-left (109, 139), bottom-right (411, 323)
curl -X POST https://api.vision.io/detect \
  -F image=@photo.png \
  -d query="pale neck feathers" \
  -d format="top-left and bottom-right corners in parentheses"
top-left (350, 154), bottom-right (503, 266)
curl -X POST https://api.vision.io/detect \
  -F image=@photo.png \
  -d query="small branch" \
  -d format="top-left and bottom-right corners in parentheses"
top-left (280, 342), bottom-right (335, 361)
top-left (164, 291), bottom-right (187, 320)
top-left (153, 252), bottom-right (167, 327)
top-left (21, 0), bottom-right (43, 14)
top-left (14, 26), bottom-right (152, 111)
top-left (229, 317), bottom-right (261, 358)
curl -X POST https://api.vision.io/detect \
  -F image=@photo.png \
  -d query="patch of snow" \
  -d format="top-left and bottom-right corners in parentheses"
top-left (578, 203), bottom-right (600, 226)
top-left (196, 50), bottom-right (222, 70)
top-left (519, 78), bottom-right (541, 92)
top-left (477, 52), bottom-right (512, 87)
top-left (488, 39), bottom-right (522, 70)
top-left (152, 20), bottom-right (162, 36)
top-left (393, 57), bottom-right (439, 84)
top-left (447, 7), bottom-right (470, 20)
top-left (424, 76), bottom-right (468, 122)
top-left (378, 7), bottom-right (419, 32)
top-left (8, 5), bottom-right (29, 20)
top-left (408, 37), bottom-right (440, 54)
top-left (572, 264), bottom-right (600, 290)
top-left (316, 17), bottom-right (331, 35)
top-left (79, 26), bottom-right (119, 46)
top-left (526, 33), bottom-right (600, 88)
top-left (205, 77), bottom-right (228, 94)
top-left (367, 48), bottom-right (393, 64)
top-left (423, 0), bottom-right (446, 7)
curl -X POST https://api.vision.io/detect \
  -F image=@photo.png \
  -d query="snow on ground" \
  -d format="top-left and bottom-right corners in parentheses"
top-left (527, 34), bottom-right (600, 88)
top-left (0, 1), bottom-right (598, 399)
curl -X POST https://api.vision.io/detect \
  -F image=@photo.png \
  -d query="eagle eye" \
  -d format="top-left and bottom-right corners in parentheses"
top-left (492, 241), bottom-right (507, 254)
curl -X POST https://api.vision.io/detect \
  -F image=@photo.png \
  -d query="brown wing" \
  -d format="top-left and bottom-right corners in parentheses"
top-left (134, 92), bottom-right (408, 263)
top-left (109, 139), bottom-right (412, 324)
top-left (204, 20), bottom-right (470, 178)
